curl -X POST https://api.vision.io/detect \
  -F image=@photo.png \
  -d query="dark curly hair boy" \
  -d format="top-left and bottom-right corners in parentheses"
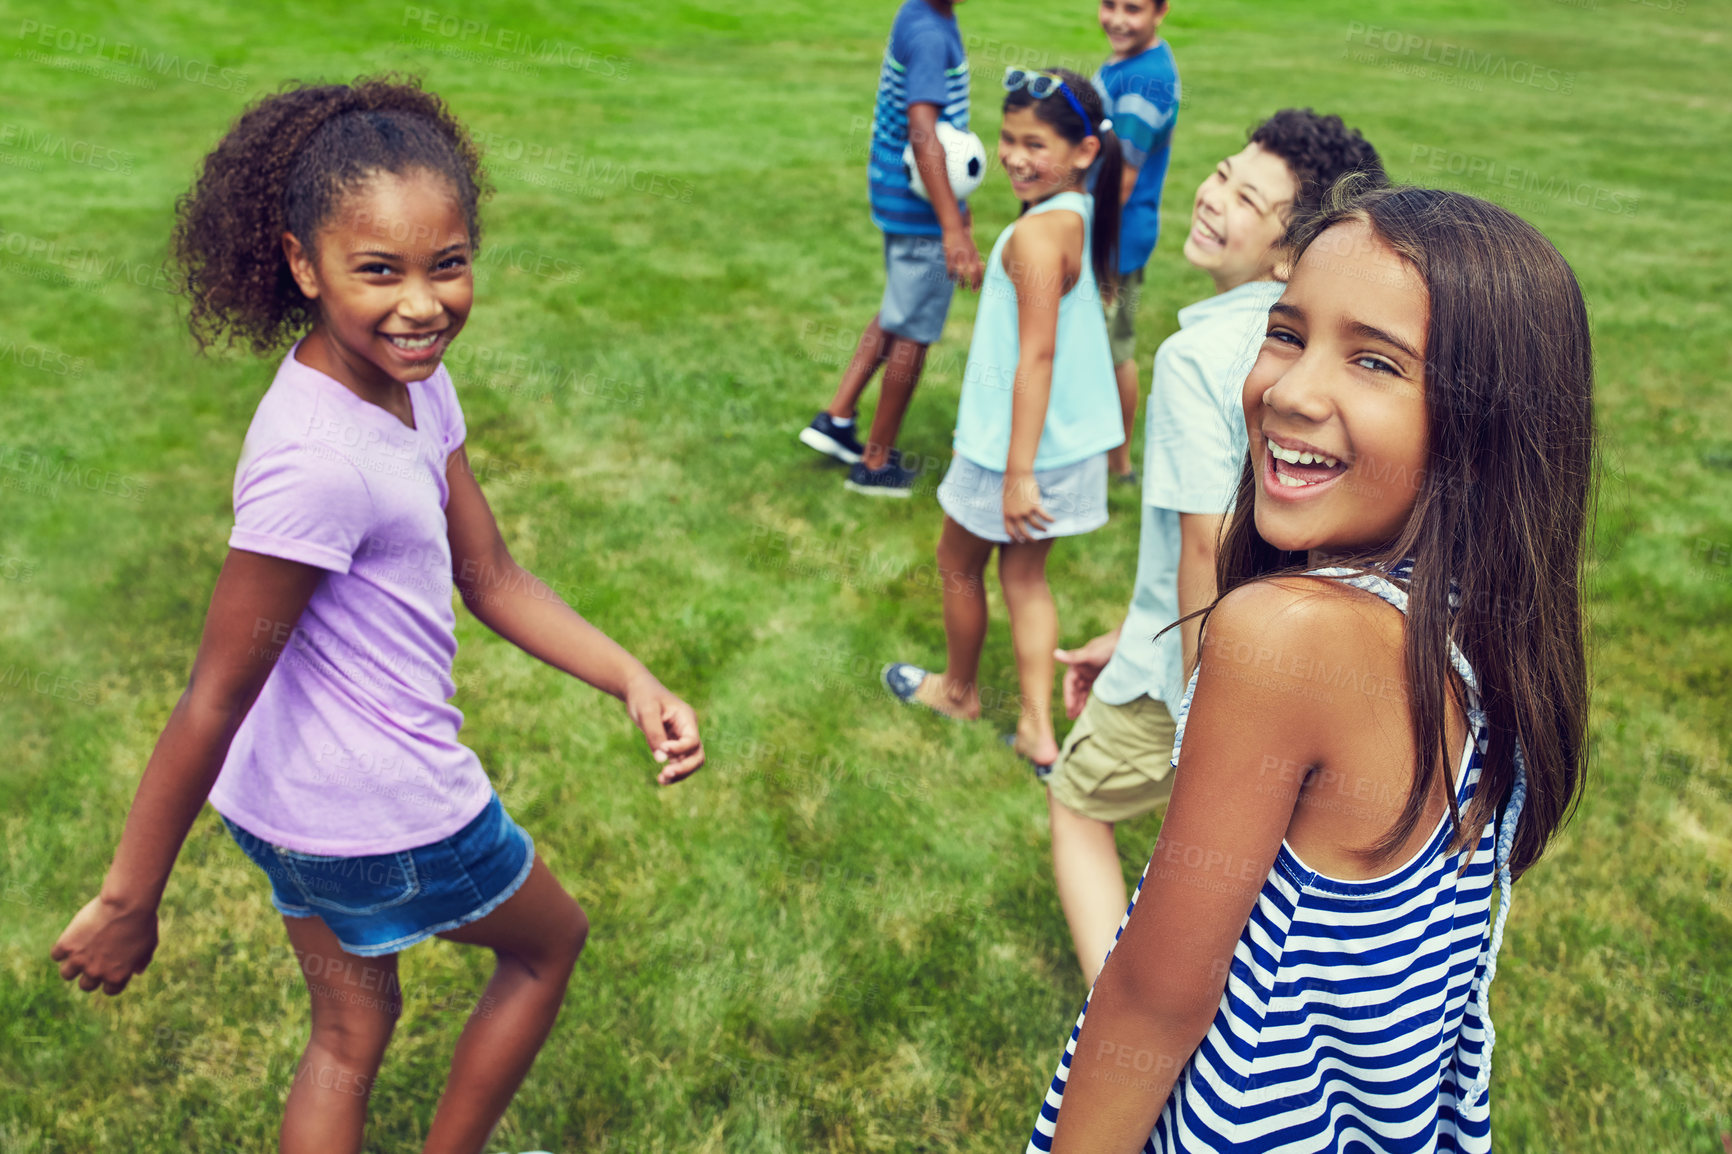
top-left (1248, 106), bottom-right (1386, 222)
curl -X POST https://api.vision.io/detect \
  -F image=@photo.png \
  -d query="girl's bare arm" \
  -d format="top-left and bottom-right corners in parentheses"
top-left (1049, 580), bottom-right (1346, 1151)
top-left (52, 549), bottom-right (325, 995)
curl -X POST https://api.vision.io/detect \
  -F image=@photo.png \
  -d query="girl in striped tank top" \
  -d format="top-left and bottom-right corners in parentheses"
top-left (1030, 184), bottom-right (1594, 1152)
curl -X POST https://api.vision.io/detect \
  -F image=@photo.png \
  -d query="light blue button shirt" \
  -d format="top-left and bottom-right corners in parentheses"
top-left (952, 190), bottom-right (1124, 472)
top-left (1091, 278), bottom-right (1285, 707)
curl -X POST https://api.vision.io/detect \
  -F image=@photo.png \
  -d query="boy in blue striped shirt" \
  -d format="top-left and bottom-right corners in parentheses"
top-left (800, 0), bottom-right (983, 497)
top-left (1093, 0), bottom-right (1179, 483)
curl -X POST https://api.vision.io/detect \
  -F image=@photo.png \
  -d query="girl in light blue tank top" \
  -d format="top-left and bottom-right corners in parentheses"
top-left (883, 69), bottom-right (1127, 772)
top-left (950, 188), bottom-right (1121, 476)
top-left (1029, 187), bottom-right (1595, 1152)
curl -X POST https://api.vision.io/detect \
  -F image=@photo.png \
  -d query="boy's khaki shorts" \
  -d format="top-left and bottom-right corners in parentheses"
top-left (1046, 691), bottom-right (1178, 824)
top-left (1106, 266), bottom-right (1145, 367)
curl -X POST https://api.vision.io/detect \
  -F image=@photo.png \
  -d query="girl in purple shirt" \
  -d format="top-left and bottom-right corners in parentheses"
top-left (50, 76), bottom-right (704, 1154)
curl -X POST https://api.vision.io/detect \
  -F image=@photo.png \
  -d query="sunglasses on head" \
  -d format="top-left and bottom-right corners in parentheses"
top-left (1002, 67), bottom-right (1099, 137)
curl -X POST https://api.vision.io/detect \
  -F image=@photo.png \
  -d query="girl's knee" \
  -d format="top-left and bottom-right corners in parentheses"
top-left (528, 894), bottom-right (587, 975)
top-left (308, 1009), bottom-right (397, 1070)
top-left (998, 563), bottom-right (1052, 599)
top-left (935, 539), bottom-right (973, 573)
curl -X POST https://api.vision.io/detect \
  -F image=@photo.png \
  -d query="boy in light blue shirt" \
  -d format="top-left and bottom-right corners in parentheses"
top-left (1093, 0), bottom-right (1179, 483)
top-left (1043, 110), bottom-right (1386, 982)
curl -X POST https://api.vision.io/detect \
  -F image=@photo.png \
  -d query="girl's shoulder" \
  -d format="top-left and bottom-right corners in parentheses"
top-left (1195, 576), bottom-right (1410, 751)
top-left (1207, 575), bottom-right (1406, 662)
top-left (1023, 190), bottom-right (1092, 223)
top-left (1003, 200), bottom-right (1087, 264)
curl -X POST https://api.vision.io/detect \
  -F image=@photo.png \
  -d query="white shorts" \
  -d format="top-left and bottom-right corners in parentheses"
top-left (936, 453), bottom-right (1109, 543)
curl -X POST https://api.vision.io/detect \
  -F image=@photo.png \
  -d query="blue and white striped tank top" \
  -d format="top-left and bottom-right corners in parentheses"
top-left (1029, 566), bottom-right (1530, 1153)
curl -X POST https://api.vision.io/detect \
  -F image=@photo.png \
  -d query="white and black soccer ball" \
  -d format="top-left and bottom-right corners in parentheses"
top-left (902, 122), bottom-right (987, 202)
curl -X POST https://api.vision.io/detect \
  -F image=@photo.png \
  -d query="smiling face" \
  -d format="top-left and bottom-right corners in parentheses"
top-left (1183, 142), bottom-right (1300, 294)
top-left (1241, 219), bottom-right (1431, 562)
top-left (283, 168), bottom-right (473, 398)
top-left (997, 104), bottom-right (1100, 206)
top-left (1098, 0), bottom-right (1167, 59)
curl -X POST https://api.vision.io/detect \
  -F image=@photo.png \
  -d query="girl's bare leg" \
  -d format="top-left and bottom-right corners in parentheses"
top-left (421, 857), bottom-right (588, 1154)
top-left (998, 537), bottom-right (1060, 765)
top-left (914, 516), bottom-right (994, 719)
top-left (280, 917), bottom-right (402, 1154)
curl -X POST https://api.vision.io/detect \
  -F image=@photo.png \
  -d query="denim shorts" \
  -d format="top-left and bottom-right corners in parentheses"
top-left (219, 792), bottom-right (535, 957)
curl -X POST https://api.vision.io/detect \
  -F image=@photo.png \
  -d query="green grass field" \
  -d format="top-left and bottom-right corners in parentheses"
top-left (1, 0), bottom-right (1727, 1150)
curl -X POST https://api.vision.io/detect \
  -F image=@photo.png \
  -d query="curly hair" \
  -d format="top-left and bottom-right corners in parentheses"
top-left (1247, 108), bottom-right (1385, 221)
top-left (172, 74), bottom-right (488, 355)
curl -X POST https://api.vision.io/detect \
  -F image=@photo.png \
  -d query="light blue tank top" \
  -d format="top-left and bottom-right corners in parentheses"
top-left (952, 190), bottom-right (1123, 472)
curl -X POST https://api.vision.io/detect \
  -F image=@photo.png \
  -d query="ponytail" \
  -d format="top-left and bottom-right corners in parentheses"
top-left (1089, 123), bottom-right (1124, 303)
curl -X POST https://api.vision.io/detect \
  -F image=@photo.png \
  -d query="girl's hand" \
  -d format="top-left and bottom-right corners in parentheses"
top-left (624, 671), bottom-right (705, 784)
top-left (51, 895), bottom-right (159, 996)
top-left (1003, 471), bottom-right (1053, 543)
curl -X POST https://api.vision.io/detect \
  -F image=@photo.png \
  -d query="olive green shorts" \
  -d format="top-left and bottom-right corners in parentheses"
top-left (1046, 691), bottom-right (1178, 823)
top-left (1106, 266), bottom-right (1145, 368)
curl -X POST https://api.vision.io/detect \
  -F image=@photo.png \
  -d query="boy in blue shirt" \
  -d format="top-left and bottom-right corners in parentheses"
top-left (1044, 110), bottom-right (1385, 982)
top-left (799, 0), bottom-right (984, 497)
top-left (1093, 0), bottom-right (1179, 483)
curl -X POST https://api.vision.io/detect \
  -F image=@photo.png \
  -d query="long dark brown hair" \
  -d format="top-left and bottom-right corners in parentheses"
top-left (1003, 68), bottom-right (1122, 301)
top-left (1214, 183), bottom-right (1594, 878)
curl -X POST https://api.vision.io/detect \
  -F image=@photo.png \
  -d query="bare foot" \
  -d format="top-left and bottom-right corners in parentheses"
top-left (914, 672), bottom-right (981, 721)
top-left (1012, 723), bottom-right (1060, 768)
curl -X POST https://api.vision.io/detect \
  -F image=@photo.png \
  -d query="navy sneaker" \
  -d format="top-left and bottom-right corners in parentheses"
top-left (799, 412), bottom-right (864, 465)
top-left (844, 456), bottom-right (917, 498)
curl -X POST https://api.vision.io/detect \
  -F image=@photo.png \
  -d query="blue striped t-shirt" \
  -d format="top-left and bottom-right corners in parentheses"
top-left (1093, 41), bottom-right (1179, 273)
top-left (869, 0), bottom-right (970, 237)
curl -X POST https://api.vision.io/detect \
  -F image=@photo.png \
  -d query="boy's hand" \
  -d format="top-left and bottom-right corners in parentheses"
top-left (1002, 470), bottom-right (1053, 544)
top-left (51, 894), bottom-right (159, 996)
top-left (1054, 627), bottom-right (1123, 719)
top-left (944, 224), bottom-right (984, 291)
top-left (624, 671), bottom-right (705, 784)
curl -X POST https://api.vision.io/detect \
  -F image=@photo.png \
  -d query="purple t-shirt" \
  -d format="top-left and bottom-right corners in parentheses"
top-left (208, 344), bottom-right (492, 855)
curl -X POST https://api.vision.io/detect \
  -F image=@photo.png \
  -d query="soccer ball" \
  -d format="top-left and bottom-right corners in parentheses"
top-left (902, 122), bottom-right (987, 202)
